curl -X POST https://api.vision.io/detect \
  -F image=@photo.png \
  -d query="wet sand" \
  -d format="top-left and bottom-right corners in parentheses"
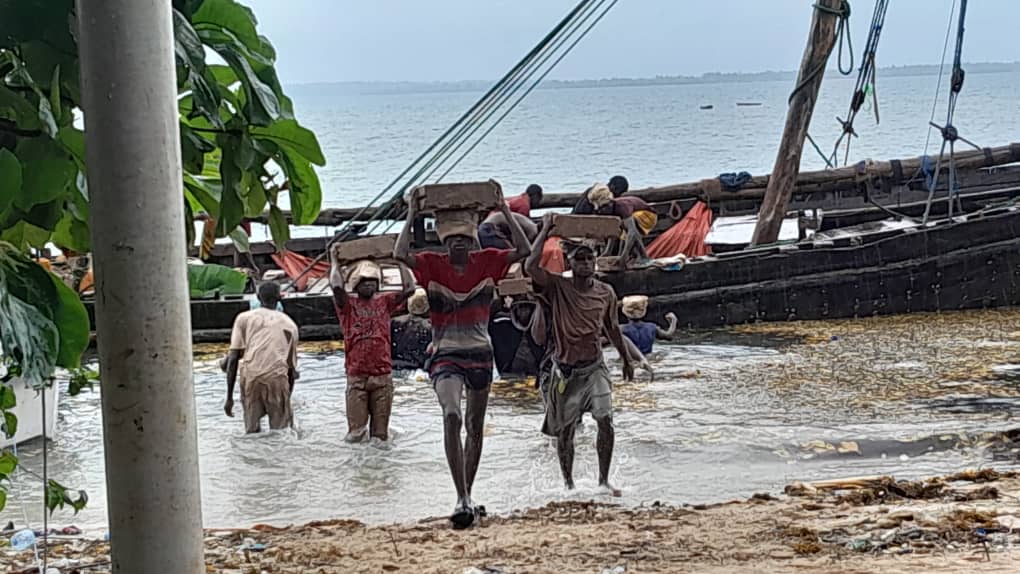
top-left (6, 470), bottom-right (1019, 573)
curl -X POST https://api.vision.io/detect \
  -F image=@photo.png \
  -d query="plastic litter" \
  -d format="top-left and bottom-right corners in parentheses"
top-left (10, 529), bottom-right (37, 551)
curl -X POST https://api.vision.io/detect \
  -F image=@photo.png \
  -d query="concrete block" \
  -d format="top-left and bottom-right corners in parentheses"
top-left (551, 214), bottom-right (622, 239)
top-left (416, 180), bottom-right (502, 213)
top-left (331, 234), bottom-right (397, 264)
top-left (497, 277), bottom-right (533, 296)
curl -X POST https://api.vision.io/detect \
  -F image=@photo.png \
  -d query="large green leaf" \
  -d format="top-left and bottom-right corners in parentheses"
top-left (252, 119), bottom-right (325, 166)
top-left (0, 451), bottom-right (17, 475)
top-left (191, 0), bottom-right (274, 60)
top-left (1, 221), bottom-right (52, 249)
top-left (51, 212), bottom-right (91, 253)
top-left (0, 86), bottom-right (41, 130)
top-left (50, 272), bottom-right (88, 368)
top-left (187, 263), bottom-right (246, 298)
top-left (276, 147), bottom-right (322, 225)
top-left (0, 149), bottom-right (22, 215)
top-left (268, 204), bottom-right (289, 247)
top-left (216, 135), bottom-right (245, 236)
top-left (14, 138), bottom-right (74, 210)
top-left (0, 243), bottom-right (60, 385)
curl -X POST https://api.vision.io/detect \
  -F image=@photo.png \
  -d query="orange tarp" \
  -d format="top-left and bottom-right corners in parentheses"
top-left (270, 251), bottom-right (329, 291)
top-left (646, 201), bottom-right (713, 259)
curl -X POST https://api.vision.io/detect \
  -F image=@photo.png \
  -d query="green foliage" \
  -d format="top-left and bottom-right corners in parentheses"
top-left (0, 0), bottom-right (322, 515)
top-left (0, 0), bottom-right (324, 254)
top-left (46, 478), bottom-right (88, 514)
top-left (188, 263), bottom-right (248, 298)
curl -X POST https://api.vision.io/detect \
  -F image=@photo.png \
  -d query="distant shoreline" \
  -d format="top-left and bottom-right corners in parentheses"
top-left (289, 61), bottom-right (1020, 97)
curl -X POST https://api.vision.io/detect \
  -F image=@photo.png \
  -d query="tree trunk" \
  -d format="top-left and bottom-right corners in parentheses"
top-left (77, 0), bottom-right (206, 571)
top-left (751, 0), bottom-right (843, 245)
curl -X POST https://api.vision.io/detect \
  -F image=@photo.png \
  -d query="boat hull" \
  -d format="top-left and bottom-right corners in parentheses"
top-left (0, 378), bottom-right (60, 448)
top-left (83, 206), bottom-right (1020, 342)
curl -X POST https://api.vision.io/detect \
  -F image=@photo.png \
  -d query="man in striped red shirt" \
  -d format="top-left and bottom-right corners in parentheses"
top-left (395, 192), bottom-right (531, 529)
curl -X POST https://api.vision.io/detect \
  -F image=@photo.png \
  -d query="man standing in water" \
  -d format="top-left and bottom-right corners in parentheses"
top-left (331, 258), bottom-right (416, 443)
top-left (526, 214), bottom-right (634, 496)
top-left (395, 192), bottom-right (531, 528)
top-left (224, 282), bottom-right (299, 433)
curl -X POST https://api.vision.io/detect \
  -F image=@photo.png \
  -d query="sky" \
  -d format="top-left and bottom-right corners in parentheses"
top-left (242, 0), bottom-right (1020, 84)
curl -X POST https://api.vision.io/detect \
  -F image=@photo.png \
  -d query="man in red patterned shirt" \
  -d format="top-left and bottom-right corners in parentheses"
top-left (332, 259), bottom-right (415, 443)
top-left (395, 192), bottom-right (531, 529)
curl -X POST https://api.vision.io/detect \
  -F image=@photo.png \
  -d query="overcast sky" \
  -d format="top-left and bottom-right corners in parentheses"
top-left (242, 0), bottom-right (1020, 84)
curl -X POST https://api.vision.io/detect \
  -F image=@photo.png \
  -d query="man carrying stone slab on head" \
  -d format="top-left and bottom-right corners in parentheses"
top-left (525, 212), bottom-right (634, 497)
top-left (394, 181), bottom-right (532, 529)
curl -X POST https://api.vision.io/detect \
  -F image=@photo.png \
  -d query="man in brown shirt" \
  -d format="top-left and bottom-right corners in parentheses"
top-left (526, 214), bottom-right (634, 496)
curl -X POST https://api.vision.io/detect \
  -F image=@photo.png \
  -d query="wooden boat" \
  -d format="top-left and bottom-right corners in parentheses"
top-left (0, 376), bottom-right (60, 448)
top-left (79, 142), bottom-right (1020, 343)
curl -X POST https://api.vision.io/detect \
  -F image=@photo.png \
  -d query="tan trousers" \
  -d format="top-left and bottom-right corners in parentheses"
top-left (241, 372), bottom-right (293, 433)
top-left (346, 374), bottom-right (394, 440)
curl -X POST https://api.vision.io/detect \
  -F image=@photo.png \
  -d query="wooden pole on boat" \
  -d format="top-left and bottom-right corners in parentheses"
top-left (751, 0), bottom-right (844, 246)
top-left (77, 1), bottom-right (205, 572)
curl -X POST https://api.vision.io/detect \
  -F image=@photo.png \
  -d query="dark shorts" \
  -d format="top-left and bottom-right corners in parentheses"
top-left (430, 363), bottom-right (493, 391)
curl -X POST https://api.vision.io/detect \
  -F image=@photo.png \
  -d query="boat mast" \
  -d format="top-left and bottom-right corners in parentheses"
top-left (751, 0), bottom-right (847, 246)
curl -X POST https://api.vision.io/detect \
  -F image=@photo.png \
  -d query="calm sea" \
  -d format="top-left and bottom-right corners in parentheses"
top-left (288, 71), bottom-right (1020, 221)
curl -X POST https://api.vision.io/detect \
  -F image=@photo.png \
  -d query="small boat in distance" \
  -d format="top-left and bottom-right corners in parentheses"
top-left (736, 102), bottom-right (763, 106)
top-left (699, 104), bottom-right (713, 110)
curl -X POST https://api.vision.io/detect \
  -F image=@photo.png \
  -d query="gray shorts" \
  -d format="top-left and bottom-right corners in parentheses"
top-left (541, 360), bottom-right (612, 436)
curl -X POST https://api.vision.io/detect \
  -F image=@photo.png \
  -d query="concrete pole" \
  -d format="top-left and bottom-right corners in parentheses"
top-left (76, 1), bottom-right (205, 572)
top-left (751, 0), bottom-right (842, 246)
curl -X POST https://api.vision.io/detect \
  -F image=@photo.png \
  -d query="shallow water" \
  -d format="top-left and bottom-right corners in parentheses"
top-left (3, 311), bottom-right (1019, 532)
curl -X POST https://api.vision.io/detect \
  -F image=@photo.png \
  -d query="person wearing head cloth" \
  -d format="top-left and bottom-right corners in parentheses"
top-left (223, 282), bottom-right (300, 433)
top-left (572, 175), bottom-right (628, 215)
top-left (526, 214), bottom-right (635, 497)
top-left (390, 288), bottom-right (433, 371)
top-left (330, 257), bottom-right (416, 443)
top-left (620, 295), bottom-right (678, 355)
top-left (587, 183), bottom-right (657, 268)
top-left (394, 190), bottom-right (532, 529)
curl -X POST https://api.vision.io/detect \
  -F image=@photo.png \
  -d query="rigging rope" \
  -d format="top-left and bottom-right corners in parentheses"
top-left (283, 0), bottom-right (610, 289)
top-left (923, 0), bottom-right (958, 155)
top-left (827, 0), bottom-right (890, 167)
top-left (363, 0), bottom-right (618, 238)
top-left (431, 0), bottom-right (620, 183)
top-left (922, 0), bottom-right (974, 224)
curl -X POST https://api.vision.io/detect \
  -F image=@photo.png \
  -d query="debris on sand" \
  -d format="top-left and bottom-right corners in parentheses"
top-left (5, 470), bottom-right (1019, 573)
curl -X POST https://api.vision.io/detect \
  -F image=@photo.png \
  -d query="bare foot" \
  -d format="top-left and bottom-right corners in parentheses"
top-left (564, 479), bottom-right (576, 490)
top-left (599, 482), bottom-right (622, 497)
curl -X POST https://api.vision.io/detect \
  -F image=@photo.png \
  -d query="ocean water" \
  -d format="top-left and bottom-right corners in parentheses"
top-left (292, 71), bottom-right (1020, 214)
top-left (2, 73), bottom-right (1019, 534)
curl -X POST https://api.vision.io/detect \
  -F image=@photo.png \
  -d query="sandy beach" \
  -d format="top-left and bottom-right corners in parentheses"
top-left (6, 469), bottom-right (1019, 573)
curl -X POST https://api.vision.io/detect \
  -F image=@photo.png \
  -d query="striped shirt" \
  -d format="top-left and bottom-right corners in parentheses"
top-left (413, 249), bottom-right (512, 388)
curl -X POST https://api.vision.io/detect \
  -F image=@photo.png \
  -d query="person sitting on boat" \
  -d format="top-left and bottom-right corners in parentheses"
top-left (620, 295), bottom-right (677, 355)
top-left (391, 288), bottom-right (433, 371)
top-left (572, 175), bottom-right (629, 215)
top-left (394, 191), bottom-right (531, 529)
top-left (505, 183), bottom-right (544, 217)
top-left (587, 183), bottom-right (657, 268)
top-left (331, 258), bottom-right (416, 443)
top-left (526, 215), bottom-right (634, 497)
top-left (478, 210), bottom-right (538, 250)
top-left (224, 282), bottom-right (299, 434)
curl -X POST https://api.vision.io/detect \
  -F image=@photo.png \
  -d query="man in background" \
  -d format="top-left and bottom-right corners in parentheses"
top-left (224, 282), bottom-right (299, 433)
